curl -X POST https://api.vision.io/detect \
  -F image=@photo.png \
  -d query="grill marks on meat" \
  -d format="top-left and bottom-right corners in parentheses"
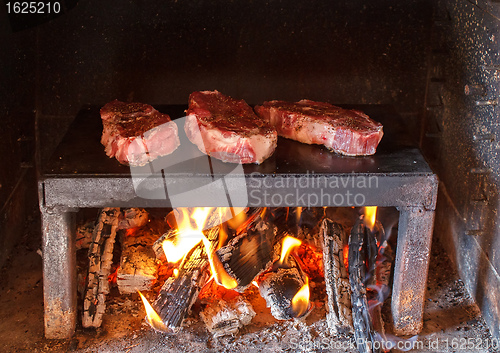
top-left (184, 91), bottom-right (278, 164)
top-left (255, 100), bottom-right (383, 156)
top-left (100, 100), bottom-right (180, 166)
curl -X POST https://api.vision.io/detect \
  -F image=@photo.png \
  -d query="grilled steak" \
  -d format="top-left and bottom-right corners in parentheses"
top-left (185, 90), bottom-right (277, 164)
top-left (100, 100), bottom-right (180, 166)
top-left (254, 100), bottom-right (383, 156)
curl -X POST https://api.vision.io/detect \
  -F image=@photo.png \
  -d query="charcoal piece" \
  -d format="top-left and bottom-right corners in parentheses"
top-left (216, 215), bottom-right (277, 292)
top-left (349, 216), bottom-right (381, 353)
top-left (83, 207), bottom-right (121, 328)
top-left (200, 297), bottom-right (256, 338)
top-left (258, 258), bottom-right (310, 320)
top-left (118, 208), bottom-right (149, 230)
top-left (320, 218), bottom-right (353, 334)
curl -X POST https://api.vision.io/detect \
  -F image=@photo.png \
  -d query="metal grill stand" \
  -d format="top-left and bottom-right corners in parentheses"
top-left (39, 105), bottom-right (438, 338)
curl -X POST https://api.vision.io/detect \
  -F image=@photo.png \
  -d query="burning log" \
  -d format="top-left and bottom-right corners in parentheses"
top-left (269, 207), bottom-right (324, 246)
top-left (117, 229), bottom-right (159, 294)
top-left (83, 207), bottom-right (121, 328)
top-left (216, 210), bottom-right (278, 292)
top-left (152, 228), bottom-right (177, 262)
top-left (152, 243), bottom-right (210, 331)
top-left (320, 218), bottom-right (353, 334)
top-left (348, 208), bottom-right (382, 353)
top-left (150, 209), bottom-right (224, 331)
top-left (258, 257), bottom-right (311, 320)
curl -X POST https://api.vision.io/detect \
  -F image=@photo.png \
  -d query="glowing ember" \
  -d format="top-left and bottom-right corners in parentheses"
top-left (291, 276), bottom-right (310, 317)
top-left (138, 291), bottom-right (167, 332)
top-left (343, 244), bottom-right (349, 271)
top-left (279, 236), bottom-right (302, 266)
top-left (364, 206), bottom-right (378, 231)
top-left (173, 268), bottom-right (179, 277)
top-left (296, 206), bottom-right (303, 224)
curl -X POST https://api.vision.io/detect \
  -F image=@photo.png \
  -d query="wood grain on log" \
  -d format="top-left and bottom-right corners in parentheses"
top-left (117, 230), bottom-right (159, 294)
top-left (320, 218), bottom-right (353, 334)
top-left (258, 256), bottom-right (309, 320)
top-left (349, 216), bottom-right (381, 353)
top-left (152, 243), bottom-right (210, 332)
top-left (216, 212), bottom-right (277, 292)
top-left (83, 207), bottom-right (121, 328)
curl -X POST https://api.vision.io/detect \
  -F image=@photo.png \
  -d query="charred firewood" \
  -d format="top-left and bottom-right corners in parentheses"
top-left (370, 238), bottom-right (393, 337)
top-left (320, 218), bottom-right (353, 334)
top-left (152, 243), bottom-right (210, 332)
top-left (118, 208), bottom-right (149, 230)
top-left (349, 215), bottom-right (381, 353)
top-left (83, 207), bottom-right (121, 328)
top-left (76, 221), bottom-right (94, 250)
top-left (200, 294), bottom-right (255, 338)
top-left (216, 210), bottom-right (278, 292)
top-left (258, 256), bottom-right (310, 320)
top-left (117, 229), bottom-right (159, 294)
top-left (269, 207), bottom-right (324, 246)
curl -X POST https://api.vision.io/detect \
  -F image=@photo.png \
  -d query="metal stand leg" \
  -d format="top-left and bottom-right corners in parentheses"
top-left (40, 206), bottom-right (78, 339)
top-left (392, 207), bottom-right (435, 335)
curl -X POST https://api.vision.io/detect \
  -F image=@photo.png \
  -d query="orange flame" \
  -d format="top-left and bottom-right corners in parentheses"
top-left (279, 236), bottom-right (302, 266)
top-left (226, 207), bottom-right (247, 230)
top-left (161, 208), bottom-right (212, 263)
top-left (291, 276), bottom-right (310, 317)
top-left (202, 237), bottom-right (238, 289)
top-left (161, 207), bottom-right (237, 289)
top-left (138, 291), bottom-right (167, 332)
top-left (364, 206), bottom-right (377, 232)
top-left (343, 244), bottom-right (349, 271)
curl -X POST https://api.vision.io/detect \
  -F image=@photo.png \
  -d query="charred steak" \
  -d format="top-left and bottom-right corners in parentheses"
top-left (100, 100), bottom-right (180, 166)
top-left (254, 100), bottom-right (383, 156)
top-left (185, 90), bottom-right (278, 164)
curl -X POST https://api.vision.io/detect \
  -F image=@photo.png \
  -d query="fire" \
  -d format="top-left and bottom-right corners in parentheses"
top-left (161, 207), bottom-right (238, 289)
top-left (202, 237), bottom-right (238, 289)
top-left (162, 208), bottom-right (213, 263)
top-left (291, 276), bottom-right (310, 317)
top-left (343, 244), bottom-right (349, 271)
top-left (226, 207), bottom-right (247, 230)
top-left (138, 291), bottom-right (167, 332)
top-left (364, 206), bottom-right (378, 231)
top-left (279, 236), bottom-right (302, 266)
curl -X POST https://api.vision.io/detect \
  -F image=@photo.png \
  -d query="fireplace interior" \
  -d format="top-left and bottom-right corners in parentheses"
top-left (1, 0), bottom-right (500, 351)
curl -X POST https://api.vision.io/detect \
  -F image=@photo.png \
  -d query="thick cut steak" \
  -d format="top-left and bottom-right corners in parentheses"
top-left (185, 91), bottom-right (277, 164)
top-left (255, 100), bottom-right (383, 156)
top-left (100, 100), bottom-right (180, 166)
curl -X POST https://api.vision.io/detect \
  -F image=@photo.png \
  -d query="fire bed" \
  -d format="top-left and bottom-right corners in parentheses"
top-left (38, 104), bottom-right (438, 339)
